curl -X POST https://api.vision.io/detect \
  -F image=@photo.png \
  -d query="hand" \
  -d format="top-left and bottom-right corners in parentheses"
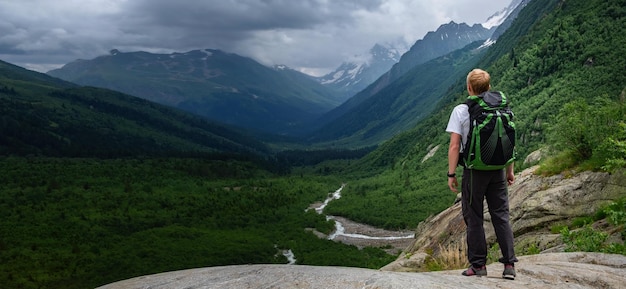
top-left (507, 171), bottom-right (515, 186)
top-left (448, 176), bottom-right (458, 192)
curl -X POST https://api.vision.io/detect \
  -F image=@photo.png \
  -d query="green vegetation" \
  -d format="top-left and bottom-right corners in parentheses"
top-left (324, 0), bottom-right (626, 229)
top-left (490, 0), bottom-right (626, 165)
top-left (537, 97), bottom-right (626, 175)
top-left (0, 66), bottom-right (271, 160)
top-left (0, 157), bottom-right (394, 289)
top-left (561, 198), bottom-right (626, 254)
top-left (1, 0), bottom-right (625, 288)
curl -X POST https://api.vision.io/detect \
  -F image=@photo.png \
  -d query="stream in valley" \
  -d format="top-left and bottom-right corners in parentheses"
top-left (282, 184), bottom-right (415, 263)
top-left (282, 184), bottom-right (414, 263)
top-left (305, 184), bottom-right (415, 256)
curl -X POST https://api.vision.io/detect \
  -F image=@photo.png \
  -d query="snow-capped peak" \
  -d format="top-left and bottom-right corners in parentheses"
top-left (482, 0), bottom-right (524, 29)
top-left (317, 42), bottom-right (403, 100)
top-left (319, 43), bottom-right (402, 86)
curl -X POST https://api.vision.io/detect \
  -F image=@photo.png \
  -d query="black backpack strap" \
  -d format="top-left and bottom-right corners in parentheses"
top-left (465, 98), bottom-right (479, 118)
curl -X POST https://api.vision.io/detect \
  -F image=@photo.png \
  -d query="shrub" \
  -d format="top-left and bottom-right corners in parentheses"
top-left (425, 243), bottom-right (468, 271)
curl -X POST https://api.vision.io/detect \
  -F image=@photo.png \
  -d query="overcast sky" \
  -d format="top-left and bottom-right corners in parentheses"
top-left (0, 0), bottom-right (510, 76)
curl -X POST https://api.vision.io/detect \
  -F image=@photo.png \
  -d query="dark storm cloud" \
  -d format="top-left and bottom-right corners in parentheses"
top-left (0, 0), bottom-right (509, 74)
top-left (117, 0), bottom-right (384, 49)
top-left (127, 0), bottom-right (372, 30)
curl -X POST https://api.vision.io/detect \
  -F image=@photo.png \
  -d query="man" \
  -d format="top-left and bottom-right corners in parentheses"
top-left (446, 68), bottom-right (517, 280)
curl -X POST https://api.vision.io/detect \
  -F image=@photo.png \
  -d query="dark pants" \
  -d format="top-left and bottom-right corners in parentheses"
top-left (461, 168), bottom-right (518, 267)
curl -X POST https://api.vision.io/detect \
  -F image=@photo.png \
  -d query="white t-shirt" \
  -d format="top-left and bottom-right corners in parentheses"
top-left (445, 103), bottom-right (470, 152)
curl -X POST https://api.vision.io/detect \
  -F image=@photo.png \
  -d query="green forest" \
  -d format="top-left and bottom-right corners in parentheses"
top-left (0, 0), bottom-right (625, 288)
top-left (0, 157), bottom-right (395, 288)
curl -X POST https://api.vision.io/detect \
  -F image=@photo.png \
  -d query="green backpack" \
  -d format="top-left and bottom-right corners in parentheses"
top-left (463, 91), bottom-right (516, 170)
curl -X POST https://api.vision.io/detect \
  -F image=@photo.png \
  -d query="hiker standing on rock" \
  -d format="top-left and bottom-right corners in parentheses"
top-left (445, 68), bottom-right (518, 280)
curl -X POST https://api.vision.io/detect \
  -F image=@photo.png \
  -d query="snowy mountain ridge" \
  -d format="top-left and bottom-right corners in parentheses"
top-left (316, 0), bottom-right (528, 101)
top-left (316, 43), bottom-right (404, 100)
top-left (483, 0), bottom-right (525, 29)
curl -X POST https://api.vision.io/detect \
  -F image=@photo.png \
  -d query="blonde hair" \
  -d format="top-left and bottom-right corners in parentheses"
top-left (466, 69), bottom-right (491, 95)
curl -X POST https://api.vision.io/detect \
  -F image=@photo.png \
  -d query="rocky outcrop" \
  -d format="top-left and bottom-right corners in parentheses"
top-left (97, 252), bottom-right (626, 289)
top-left (382, 166), bottom-right (626, 272)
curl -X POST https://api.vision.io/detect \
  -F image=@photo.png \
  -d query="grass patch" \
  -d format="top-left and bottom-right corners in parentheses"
top-left (534, 150), bottom-right (580, 176)
top-left (424, 243), bottom-right (468, 271)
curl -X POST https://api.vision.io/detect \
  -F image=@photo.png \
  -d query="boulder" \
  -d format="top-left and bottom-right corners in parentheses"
top-left (382, 166), bottom-right (626, 272)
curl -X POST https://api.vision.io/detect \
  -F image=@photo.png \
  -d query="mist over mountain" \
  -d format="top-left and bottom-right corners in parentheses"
top-left (312, 0), bottom-right (525, 114)
top-left (355, 0), bottom-right (524, 103)
top-left (316, 43), bottom-right (404, 101)
top-left (308, 24), bottom-right (495, 137)
top-left (304, 1), bottom-right (527, 146)
top-left (43, 1), bottom-right (525, 146)
top-left (307, 40), bottom-right (489, 147)
top-left (47, 49), bottom-right (342, 135)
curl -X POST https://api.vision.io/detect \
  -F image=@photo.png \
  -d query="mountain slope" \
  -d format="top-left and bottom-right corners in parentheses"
top-left (356, 0), bottom-right (567, 173)
top-left (327, 0), bottom-right (625, 229)
top-left (305, 1), bottom-right (531, 148)
top-left (308, 41), bottom-right (488, 147)
top-left (311, 22), bottom-right (496, 137)
top-left (388, 22), bottom-right (494, 86)
top-left (318, 43), bottom-right (403, 101)
top-left (47, 49), bottom-right (342, 135)
top-left (0, 59), bottom-right (270, 158)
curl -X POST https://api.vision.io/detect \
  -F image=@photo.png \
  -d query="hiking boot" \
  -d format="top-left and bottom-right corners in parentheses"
top-left (503, 264), bottom-right (516, 280)
top-left (462, 265), bottom-right (487, 277)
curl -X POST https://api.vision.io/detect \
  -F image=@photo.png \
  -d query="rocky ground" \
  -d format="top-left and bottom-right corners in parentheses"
top-left (97, 252), bottom-right (626, 289)
top-left (326, 216), bottom-right (415, 255)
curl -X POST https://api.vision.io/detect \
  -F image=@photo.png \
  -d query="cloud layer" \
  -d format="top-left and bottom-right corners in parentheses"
top-left (0, 0), bottom-right (509, 75)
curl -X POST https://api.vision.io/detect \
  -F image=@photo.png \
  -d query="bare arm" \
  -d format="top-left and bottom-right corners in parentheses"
top-left (447, 133), bottom-right (461, 192)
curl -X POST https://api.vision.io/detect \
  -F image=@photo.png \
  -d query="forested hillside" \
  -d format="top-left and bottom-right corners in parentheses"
top-left (0, 60), bottom-right (272, 160)
top-left (325, 0), bottom-right (626, 229)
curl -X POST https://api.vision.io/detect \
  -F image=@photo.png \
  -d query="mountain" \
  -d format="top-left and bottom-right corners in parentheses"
top-left (0, 59), bottom-right (271, 159)
top-left (483, 0), bottom-right (525, 30)
top-left (306, 0), bottom-right (528, 147)
top-left (482, 0), bottom-right (528, 40)
top-left (310, 22), bottom-right (497, 138)
top-left (307, 40), bottom-right (488, 147)
top-left (316, 0), bottom-right (525, 106)
top-left (47, 49), bottom-right (342, 135)
top-left (387, 22), bottom-right (495, 86)
top-left (317, 43), bottom-right (403, 101)
top-left (330, 0), bottom-right (626, 230)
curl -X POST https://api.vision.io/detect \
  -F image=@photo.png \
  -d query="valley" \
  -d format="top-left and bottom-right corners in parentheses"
top-left (0, 0), bottom-right (625, 288)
